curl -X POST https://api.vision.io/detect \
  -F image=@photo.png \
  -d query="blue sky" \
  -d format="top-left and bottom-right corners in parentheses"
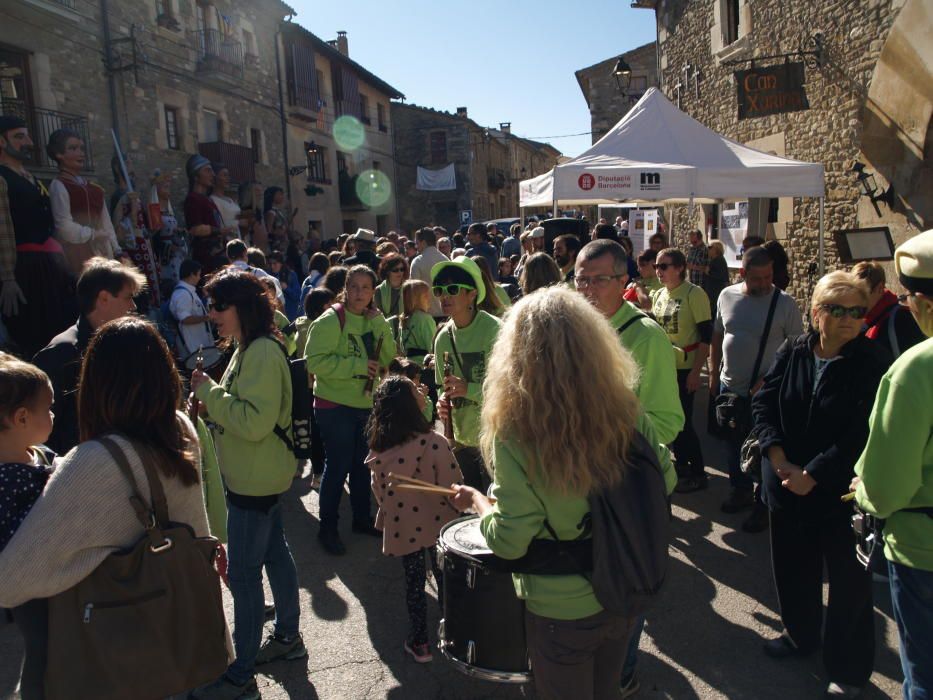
top-left (288, 1), bottom-right (657, 158)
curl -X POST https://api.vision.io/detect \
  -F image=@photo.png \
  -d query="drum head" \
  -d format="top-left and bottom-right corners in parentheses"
top-left (439, 515), bottom-right (492, 557)
top-left (184, 346), bottom-right (223, 371)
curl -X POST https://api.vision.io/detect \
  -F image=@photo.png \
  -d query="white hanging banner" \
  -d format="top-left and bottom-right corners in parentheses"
top-left (627, 209), bottom-right (658, 255)
top-left (416, 163), bottom-right (456, 191)
top-left (720, 201), bottom-right (748, 269)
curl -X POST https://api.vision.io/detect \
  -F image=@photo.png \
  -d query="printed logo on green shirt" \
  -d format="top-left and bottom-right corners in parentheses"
top-left (655, 297), bottom-right (683, 335)
top-left (348, 331), bottom-right (376, 359)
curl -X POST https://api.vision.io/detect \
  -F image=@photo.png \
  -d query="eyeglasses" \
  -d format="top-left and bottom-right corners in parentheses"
top-left (653, 263), bottom-right (675, 271)
top-left (820, 303), bottom-right (867, 319)
top-left (208, 300), bottom-right (231, 312)
top-left (432, 284), bottom-right (475, 298)
top-left (897, 292), bottom-right (916, 304)
top-left (575, 274), bottom-right (623, 289)
top-left (388, 266), bottom-right (406, 274)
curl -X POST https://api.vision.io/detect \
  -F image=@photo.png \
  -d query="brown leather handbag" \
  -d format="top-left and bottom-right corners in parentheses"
top-left (44, 436), bottom-right (229, 700)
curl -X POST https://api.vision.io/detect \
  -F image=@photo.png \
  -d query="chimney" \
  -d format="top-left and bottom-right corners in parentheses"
top-left (499, 122), bottom-right (511, 134)
top-left (336, 31), bottom-right (348, 56)
top-left (456, 107), bottom-right (468, 118)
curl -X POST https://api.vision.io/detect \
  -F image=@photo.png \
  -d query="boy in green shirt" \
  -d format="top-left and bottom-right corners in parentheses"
top-left (432, 257), bottom-right (501, 491)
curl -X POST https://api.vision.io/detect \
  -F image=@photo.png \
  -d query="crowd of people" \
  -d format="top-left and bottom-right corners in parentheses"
top-left (0, 111), bottom-right (931, 700)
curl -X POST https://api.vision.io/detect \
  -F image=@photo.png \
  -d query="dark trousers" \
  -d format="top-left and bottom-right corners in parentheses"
top-left (11, 599), bottom-right (47, 700)
top-left (672, 369), bottom-right (705, 478)
top-left (888, 560), bottom-right (933, 700)
top-left (401, 548), bottom-right (443, 647)
top-left (525, 609), bottom-right (633, 700)
top-left (315, 405), bottom-right (372, 530)
top-left (309, 409), bottom-right (325, 475)
top-left (769, 508), bottom-right (874, 687)
top-left (453, 446), bottom-right (490, 493)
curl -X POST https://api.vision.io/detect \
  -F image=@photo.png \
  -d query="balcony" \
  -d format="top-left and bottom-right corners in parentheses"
top-left (338, 170), bottom-right (367, 211)
top-left (194, 29), bottom-right (244, 79)
top-left (198, 141), bottom-right (255, 185)
top-left (487, 168), bottom-right (506, 190)
top-left (0, 100), bottom-right (93, 170)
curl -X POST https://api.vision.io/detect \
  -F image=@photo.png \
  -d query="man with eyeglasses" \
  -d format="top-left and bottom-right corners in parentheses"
top-left (576, 239), bottom-right (681, 697)
top-left (711, 246), bottom-right (803, 533)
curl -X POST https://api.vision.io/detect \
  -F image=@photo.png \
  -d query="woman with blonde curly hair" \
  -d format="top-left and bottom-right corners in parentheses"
top-left (450, 286), bottom-right (671, 700)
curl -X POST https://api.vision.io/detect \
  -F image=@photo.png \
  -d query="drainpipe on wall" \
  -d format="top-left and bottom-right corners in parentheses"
top-left (100, 0), bottom-right (121, 144)
top-left (275, 23), bottom-right (291, 201)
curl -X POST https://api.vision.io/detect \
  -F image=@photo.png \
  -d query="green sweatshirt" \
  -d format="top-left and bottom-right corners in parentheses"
top-left (196, 416), bottom-right (227, 542)
top-left (855, 337), bottom-right (933, 571)
top-left (374, 281), bottom-right (402, 318)
top-left (195, 336), bottom-right (294, 497)
top-left (493, 285), bottom-right (512, 315)
top-left (434, 311), bottom-right (501, 447)
top-left (610, 301), bottom-right (685, 450)
top-left (398, 310), bottom-right (437, 366)
top-left (305, 306), bottom-right (397, 409)
top-left (480, 412), bottom-right (671, 620)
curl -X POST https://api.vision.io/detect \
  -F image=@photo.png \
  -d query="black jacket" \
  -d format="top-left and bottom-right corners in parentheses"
top-left (752, 331), bottom-right (889, 517)
top-left (32, 315), bottom-right (94, 455)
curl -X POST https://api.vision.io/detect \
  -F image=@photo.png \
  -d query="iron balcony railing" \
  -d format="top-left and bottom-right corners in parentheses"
top-left (0, 99), bottom-right (94, 170)
top-left (193, 29), bottom-right (244, 78)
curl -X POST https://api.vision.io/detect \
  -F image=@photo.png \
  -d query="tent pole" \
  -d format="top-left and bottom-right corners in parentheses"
top-left (818, 197), bottom-right (825, 275)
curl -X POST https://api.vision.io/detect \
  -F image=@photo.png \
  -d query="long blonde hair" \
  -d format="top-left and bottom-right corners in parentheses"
top-left (480, 286), bottom-right (642, 496)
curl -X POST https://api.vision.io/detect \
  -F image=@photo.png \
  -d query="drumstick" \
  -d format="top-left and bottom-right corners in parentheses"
top-left (388, 472), bottom-right (443, 489)
top-left (396, 484), bottom-right (457, 496)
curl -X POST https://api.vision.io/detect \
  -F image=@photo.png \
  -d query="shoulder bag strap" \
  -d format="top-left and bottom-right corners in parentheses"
top-left (98, 436), bottom-right (170, 529)
top-left (270, 338), bottom-right (296, 452)
top-left (617, 311), bottom-right (647, 337)
top-left (750, 289), bottom-right (781, 387)
top-left (887, 305), bottom-right (901, 358)
top-left (445, 320), bottom-right (465, 376)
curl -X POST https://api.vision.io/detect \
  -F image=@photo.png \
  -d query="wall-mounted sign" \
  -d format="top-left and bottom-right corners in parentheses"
top-left (460, 209), bottom-right (472, 225)
top-left (735, 62), bottom-right (810, 120)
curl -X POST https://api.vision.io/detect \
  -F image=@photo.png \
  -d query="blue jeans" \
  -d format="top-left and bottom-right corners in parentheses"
top-left (226, 499), bottom-right (300, 685)
top-left (888, 560), bottom-right (933, 700)
top-left (315, 405), bottom-right (372, 530)
top-left (621, 614), bottom-right (645, 681)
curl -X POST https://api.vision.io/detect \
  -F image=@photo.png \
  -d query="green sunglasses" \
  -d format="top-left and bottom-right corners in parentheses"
top-left (432, 283), bottom-right (475, 298)
top-left (820, 303), bottom-right (867, 319)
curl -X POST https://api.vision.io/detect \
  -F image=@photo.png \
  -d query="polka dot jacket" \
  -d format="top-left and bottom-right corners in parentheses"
top-left (1, 446), bottom-right (56, 552)
top-left (365, 430), bottom-right (464, 557)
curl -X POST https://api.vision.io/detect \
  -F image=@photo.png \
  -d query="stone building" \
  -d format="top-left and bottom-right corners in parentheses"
top-left (280, 26), bottom-right (403, 240)
top-left (2, 0), bottom-right (292, 219)
top-left (633, 0), bottom-right (931, 300)
top-left (392, 104), bottom-right (560, 233)
top-left (576, 41), bottom-right (659, 144)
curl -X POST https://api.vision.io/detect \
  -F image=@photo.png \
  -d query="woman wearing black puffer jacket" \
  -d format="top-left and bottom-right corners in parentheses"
top-left (752, 271), bottom-right (890, 700)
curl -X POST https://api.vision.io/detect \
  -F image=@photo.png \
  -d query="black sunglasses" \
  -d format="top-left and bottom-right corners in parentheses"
top-left (208, 300), bottom-right (231, 312)
top-left (820, 303), bottom-right (867, 320)
top-left (653, 262), bottom-right (675, 271)
top-left (388, 266), bottom-right (406, 274)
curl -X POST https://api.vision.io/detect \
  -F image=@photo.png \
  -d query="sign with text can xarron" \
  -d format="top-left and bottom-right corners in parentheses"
top-left (735, 62), bottom-right (810, 120)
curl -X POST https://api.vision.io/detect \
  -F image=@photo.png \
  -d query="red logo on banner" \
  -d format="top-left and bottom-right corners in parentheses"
top-left (578, 173), bottom-right (595, 191)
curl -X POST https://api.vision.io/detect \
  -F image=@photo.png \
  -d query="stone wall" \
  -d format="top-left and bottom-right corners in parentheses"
top-left (655, 0), bottom-right (930, 304)
top-left (577, 42), bottom-right (659, 144)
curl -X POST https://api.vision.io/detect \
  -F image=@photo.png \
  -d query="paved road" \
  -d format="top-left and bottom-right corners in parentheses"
top-left (0, 405), bottom-right (903, 699)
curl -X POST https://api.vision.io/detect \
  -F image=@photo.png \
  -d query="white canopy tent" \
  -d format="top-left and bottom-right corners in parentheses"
top-left (520, 88), bottom-right (828, 269)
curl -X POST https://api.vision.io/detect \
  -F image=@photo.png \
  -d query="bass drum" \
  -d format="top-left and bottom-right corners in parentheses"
top-left (182, 346), bottom-right (227, 382)
top-left (437, 515), bottom-right (531, 684)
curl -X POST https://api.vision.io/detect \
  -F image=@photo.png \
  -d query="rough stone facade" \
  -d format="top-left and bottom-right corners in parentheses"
top-left (576, 41), bottom-right (659, 144)
top-left (392, 104), bottom-right (560, 233)
top-left (646, 0), bottom-right (931, 304)
top-left (3, 0), bottom-right (291, 222)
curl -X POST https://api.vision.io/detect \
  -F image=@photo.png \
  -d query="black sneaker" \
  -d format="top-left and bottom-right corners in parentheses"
top-left (763, 633), bottom-right (809, 659)
top-left (741, 503), bottom-right (770, 533)
top-left (674, 475), bottom-right (708, 493)
top-left (317, 529), bottom-right (346, 555)
top-left (352, 519), bottom-right (382, 537)
top-left (721, 488), bottom-right (754, 513)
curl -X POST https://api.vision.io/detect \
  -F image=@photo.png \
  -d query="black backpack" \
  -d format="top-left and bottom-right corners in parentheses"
top-left (497, 431), bottom-right (671, 618)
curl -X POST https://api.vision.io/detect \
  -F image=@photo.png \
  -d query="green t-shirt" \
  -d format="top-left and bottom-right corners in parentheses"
top-left (305, 306), bottom-right (397, 409)
top-left (375, 281), bottom-right (402, 318)
top-left (434, 311), bottom-right (502, 447)
top-left (651, 281), bottom-right (711, 370)
top-left (398, 310), bottom-right (437, 366)
top-left (493, 285), bottom-right (512, 316)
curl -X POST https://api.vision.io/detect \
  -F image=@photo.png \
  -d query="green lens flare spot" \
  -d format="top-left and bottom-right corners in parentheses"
top-left (356, 169), bottom-right (392, 208)
top-left (333, 115), bottom-right (365, 151)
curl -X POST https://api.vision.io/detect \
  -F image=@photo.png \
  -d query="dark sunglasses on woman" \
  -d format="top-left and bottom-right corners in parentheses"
top-left (820, 303), bottom-right (867, 319)
top-left (208, 300), bottom-right (230, 312)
